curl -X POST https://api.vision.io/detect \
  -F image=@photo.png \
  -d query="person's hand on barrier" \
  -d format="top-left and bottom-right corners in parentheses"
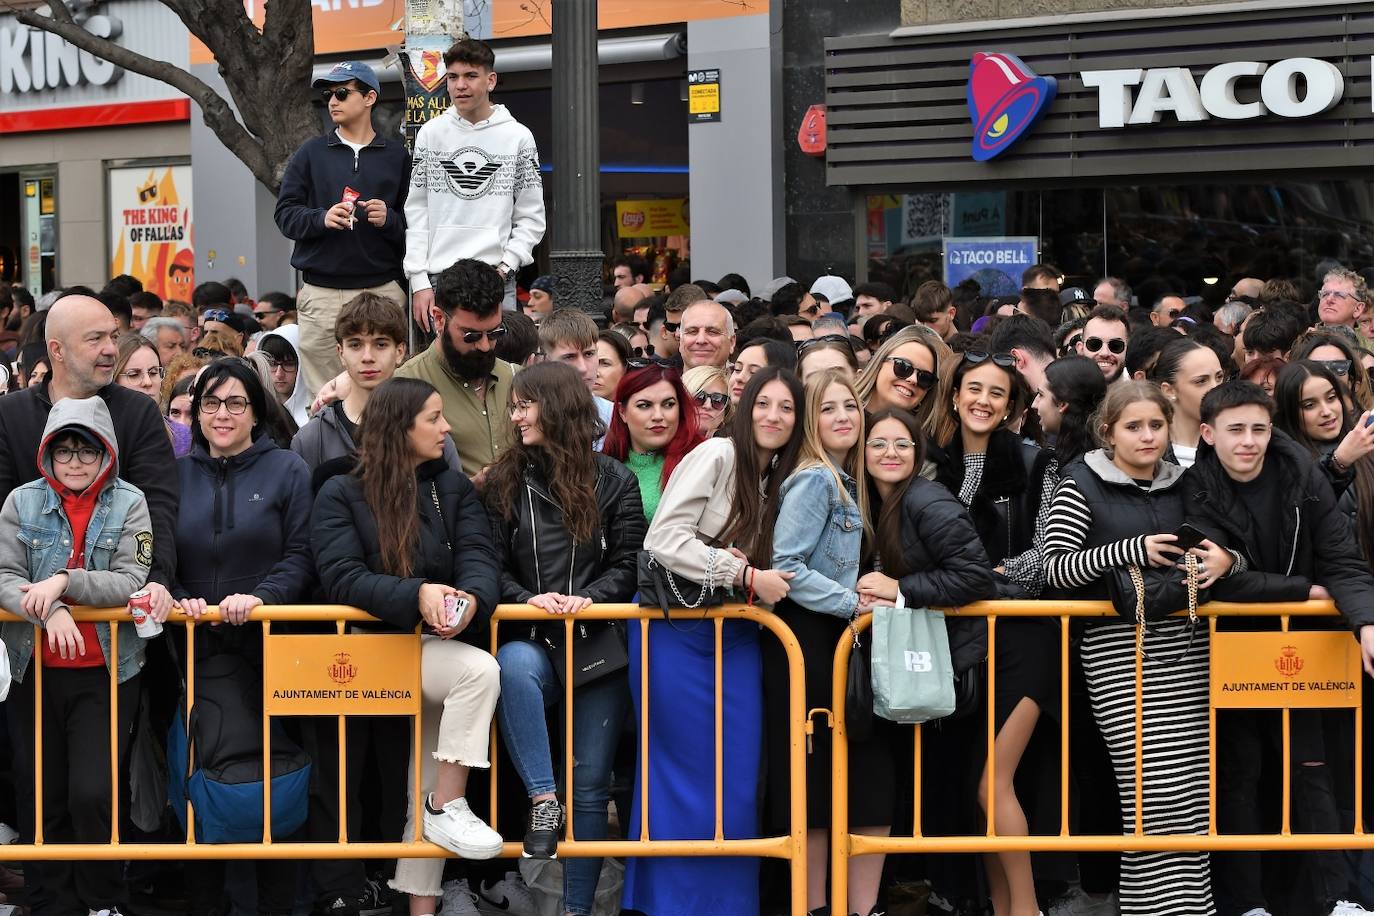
top-left (856, 571), bottom-right (900, 608)
top-left (324, 201), bottom-right (354, 231)
top-left (45, 607), bottom-right (85, 660)
top-left (220, 593), bottom-right (262, 626)
top-left (1360, 625), bottom-right (1374, 678)
top-left (20, 571), bottom-right (68, 621)
top-left (413, 289), bottom-right (436, 332)
top-left (1189, 539), bottom-right (1232, 588)
top-left (362, 199), bottom-right (388, 227)
top-left (178, 597), bottom-right (209, 621)
top-left (1144, 533), bottom-right (1183, 568)
top-left (418, 582), bottom-right (457, 631)
top-left (749, 568), bottom-right (794, 605)
top-left (1309, 585), bottom-right (1331, 600)
top-left (560, 595), bottom-right (593, 615)
top-left (530, 593), bottom-right (573, 615)
top-left (144, 581), bottom-right (174, 622)
top-left (1334, 413), bottom-right (1374, 471)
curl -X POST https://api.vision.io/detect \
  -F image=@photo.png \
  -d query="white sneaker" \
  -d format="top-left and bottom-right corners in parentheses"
top-left (439, 878), bottom-right (481, 916)
top-left (477, 871), bottom-right (538, 916)
top-left (423, 795), bottom-right (503, 859)
top-left (1047, 887), bottom-right (1117, 916)
top-left (1330, 902), bottom-right (1370, 916)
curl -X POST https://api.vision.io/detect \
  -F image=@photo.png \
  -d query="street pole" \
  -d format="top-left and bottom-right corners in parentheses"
top-left (550, 0), bottom-right (604, 322)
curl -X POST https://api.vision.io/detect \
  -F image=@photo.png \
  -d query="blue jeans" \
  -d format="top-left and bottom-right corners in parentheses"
top-left (496, 639), bottom-right (629, 916)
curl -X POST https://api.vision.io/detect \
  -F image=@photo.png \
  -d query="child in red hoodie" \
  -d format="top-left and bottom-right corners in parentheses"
top-left (0, 396), bottom-right (153, 916)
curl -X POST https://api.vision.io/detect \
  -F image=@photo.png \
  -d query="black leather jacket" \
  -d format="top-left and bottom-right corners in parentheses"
top-left (488, 453), bottom-right (646, 642)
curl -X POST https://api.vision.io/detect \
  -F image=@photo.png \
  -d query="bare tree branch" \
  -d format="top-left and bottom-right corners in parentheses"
top-left (4, 0), bottom-right (277, 188)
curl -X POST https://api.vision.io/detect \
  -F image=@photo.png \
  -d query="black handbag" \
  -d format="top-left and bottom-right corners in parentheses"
top-left (541, 621), bottom-right (629, 689)
top-left (1108, 555), bottom-right (1206, 623)
top-left (845, 624), bottom-right (874, 742)
top-left (637, 550), bottom-right (726, 628)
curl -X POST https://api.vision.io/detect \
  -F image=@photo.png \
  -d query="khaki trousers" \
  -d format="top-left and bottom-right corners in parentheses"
top-left (296, 280), bottom-right (405, 397)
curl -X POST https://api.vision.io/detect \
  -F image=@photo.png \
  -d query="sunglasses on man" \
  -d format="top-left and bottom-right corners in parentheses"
top-left (321, 86), bottom-right (368, 103)
top-left (1082, 336), bottom-right (1126, 355)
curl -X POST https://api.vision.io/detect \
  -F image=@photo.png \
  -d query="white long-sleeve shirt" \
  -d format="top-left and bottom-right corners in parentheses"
top-left (403, 103), bottom-right (546, 292)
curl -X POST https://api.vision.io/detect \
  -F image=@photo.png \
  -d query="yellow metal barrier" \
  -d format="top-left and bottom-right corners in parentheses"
top-left (1, 603), bottom-right (812, 913)
top-left (830, 600), bottom-right (1369, 910)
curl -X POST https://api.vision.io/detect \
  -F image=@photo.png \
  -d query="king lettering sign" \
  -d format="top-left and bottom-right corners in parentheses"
top-left (0, 15), bottom-right (123, 94)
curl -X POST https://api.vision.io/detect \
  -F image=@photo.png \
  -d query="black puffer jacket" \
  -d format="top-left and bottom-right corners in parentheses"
top-left (312, 458), bottom-right (501, 643)
top-left (1184, 430), bottom-right (1374, 631)
top-left (930, 429), bottom-right (1051, 567)
top-left (487, 453), bottom-right (645, 641)
top-left (891, 477), bottom-right (999, 671)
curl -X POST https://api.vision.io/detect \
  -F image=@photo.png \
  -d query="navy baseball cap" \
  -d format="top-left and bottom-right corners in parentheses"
top-left (313, 61), bottom-right (381, 95)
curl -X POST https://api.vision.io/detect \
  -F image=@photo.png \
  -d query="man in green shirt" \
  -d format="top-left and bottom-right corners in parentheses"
top-left (397, 258), bottom-right (514, 477)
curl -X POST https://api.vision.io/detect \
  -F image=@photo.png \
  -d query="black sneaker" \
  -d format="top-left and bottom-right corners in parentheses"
top-left (522, 797), bottom-right (563, 858)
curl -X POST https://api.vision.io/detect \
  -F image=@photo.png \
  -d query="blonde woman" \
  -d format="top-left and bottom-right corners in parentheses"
top-left (763, 369), bottom-right (883, 916)
top-left (855, 324), bottom-right (951, 424)
top-left (682, 364), bottom-right (730, 435)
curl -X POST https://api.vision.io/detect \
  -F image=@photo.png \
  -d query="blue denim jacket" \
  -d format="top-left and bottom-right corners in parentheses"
top-left (773, 463), bottom-right (862, 618)
top-left (0, 478), bottom-right (151, 685)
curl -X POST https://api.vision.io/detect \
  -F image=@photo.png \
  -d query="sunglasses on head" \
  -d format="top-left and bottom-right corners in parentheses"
top-left (1318, 358), bottom-right (1352, 377)
top-left (1083, 336), bottom-right (1126, 355)
top-left (202, 309), bottom-right (232, 324)
top-left (627, 357), bottom-right (671, 370)
top-left (192, 347), bottom-right (225, 359)
top-left (884, 356), bottom-right (938, 390)
top-left (962, 349), bottom-right (1015, 369)
top-left (458, 326), bottom-right (508, 345)
top-left (321, 86), bottom-right (366, 102)
top-left (798, 334), bottom-right (852, 353)
top-left (694, 391), bottom-right (729, 410)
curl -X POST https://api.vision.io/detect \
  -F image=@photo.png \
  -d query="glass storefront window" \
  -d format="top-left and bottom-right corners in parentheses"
top-left (864, 180), bottom-right (1374, 308)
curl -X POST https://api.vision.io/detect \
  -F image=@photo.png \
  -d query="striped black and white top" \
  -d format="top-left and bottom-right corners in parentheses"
top-left (1042, 476), bottom-right (1150, 589)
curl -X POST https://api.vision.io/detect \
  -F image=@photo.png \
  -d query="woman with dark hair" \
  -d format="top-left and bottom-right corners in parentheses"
top-left (624, 367), bottom-right (804, 916)
top-left (602, 363), bottom-right (705, 523)
top-left (313, 377), bottom-right (504, 916)
top-left (1042, 381), bottom-right (1231, 916)
top-left (1035, 356), bottom-right (1108, 467)
top-left (171, 359), bottom-right (315, 916)
top-left (1293, 329), bottom-right (1374, 411)
top-left (594, 329), bottom-right (630, 400)
top-left (1148, 337), bottom-right (1226, 468)
top-left (1272, 360), bottom-right (1374, 497)
top-left (923, 350), bottom-right (1058, 916)
top-left (728, 337), bottom-right (798, 404)
top-left (483, 362), bottom-right (645, 916)
top-left (1239, 354), bottom-right (1285, 397)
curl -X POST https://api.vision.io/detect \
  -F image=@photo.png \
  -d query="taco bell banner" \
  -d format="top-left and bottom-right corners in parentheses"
top-left (942, 236), bottom-right (1037, 298)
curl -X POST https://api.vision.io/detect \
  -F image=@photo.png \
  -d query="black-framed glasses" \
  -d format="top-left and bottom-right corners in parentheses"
top-left (458, 326), bottom-right (508, 345)
top-left (509, 398), bottom-right (537, 417)
top-left (200, 395), bottom-right (250, 415)
top-left (694, 391), bottom-right (729, 410)
top-left (1318, 358), bottom-right (1352, 378)
top-left (265, 357), bottom-right (299, 372)
top-left (253, 308), bottom-right (281, 319)
top-left (630, 345), bottom-right (655, 358)
top-left (883, 356), bottom-right (937, 390)
top-left (1083, 336), bottom-right (1126, 354)
top-left (663, 320), bottom-right (681, 333)
top-left (193, 348), bottom-right (225, 359)
top-left (52, 445), bottom-right (102, 465)
top-left (962, 350), bottom-right (1015, 369)
top-left (202, 309), bottom-right (232, 324)
top-left (798, 334), bottom-right (852, 353)
top-left (322, 86), bottom-right (365, 102)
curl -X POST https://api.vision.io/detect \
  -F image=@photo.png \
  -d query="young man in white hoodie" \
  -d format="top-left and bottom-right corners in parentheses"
top-left (406, 38), bottom-right (546, 330)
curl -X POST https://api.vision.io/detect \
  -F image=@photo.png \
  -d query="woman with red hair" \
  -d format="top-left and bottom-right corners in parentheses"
top-left (602, 363), bottom-right (706, 523)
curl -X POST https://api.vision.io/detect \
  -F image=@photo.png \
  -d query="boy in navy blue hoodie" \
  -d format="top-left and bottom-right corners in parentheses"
top-left (275, 60), bottom-right (410, 398)
top-left (0, 396), bottom-right (153, 916)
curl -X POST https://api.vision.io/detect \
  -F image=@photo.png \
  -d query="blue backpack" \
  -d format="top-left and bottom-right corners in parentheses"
top-left (167, 653), bottom-right (311, 844)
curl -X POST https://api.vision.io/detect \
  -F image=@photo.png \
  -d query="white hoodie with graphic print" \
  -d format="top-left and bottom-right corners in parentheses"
top-left (403, 103), bottom-right (546, 293)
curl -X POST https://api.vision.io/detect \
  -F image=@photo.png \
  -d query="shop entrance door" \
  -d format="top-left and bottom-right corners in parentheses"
top-left (10, 173), bottom-right (57, 297)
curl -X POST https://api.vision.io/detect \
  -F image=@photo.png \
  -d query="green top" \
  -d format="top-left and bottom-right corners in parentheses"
top-left (625, 450), bottom-right (665, 523)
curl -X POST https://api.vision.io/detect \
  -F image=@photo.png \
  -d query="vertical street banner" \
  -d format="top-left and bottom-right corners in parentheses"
top-left (108, 165), bottom-right (194, 303)
top-left (942, 236), bottom-right (1038, 298)
top-left (401, 0), bottom-right (492, 147)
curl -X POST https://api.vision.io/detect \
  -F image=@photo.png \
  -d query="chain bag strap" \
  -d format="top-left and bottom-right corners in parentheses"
top-left (430, 482), bottom-right (451, 551)
top-left (1132, 553), bottom-right (1199, 661)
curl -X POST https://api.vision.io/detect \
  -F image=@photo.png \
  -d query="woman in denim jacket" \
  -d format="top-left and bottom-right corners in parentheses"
top-left (0, 396), bottom-right (153, 916)
top-left (764, 369), bottom-right (879, 916)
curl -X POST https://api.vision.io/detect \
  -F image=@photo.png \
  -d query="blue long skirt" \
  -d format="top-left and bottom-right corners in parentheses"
top-left (622, 617), bottom-right (763, 915)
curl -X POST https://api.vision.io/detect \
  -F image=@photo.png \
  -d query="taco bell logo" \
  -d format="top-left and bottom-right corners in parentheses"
top-left (966, 52), bottom-right (1058, 162)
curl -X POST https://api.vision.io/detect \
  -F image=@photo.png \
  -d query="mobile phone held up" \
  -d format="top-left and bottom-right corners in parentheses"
top-left (1172, 523), bottom-right (1207, 552)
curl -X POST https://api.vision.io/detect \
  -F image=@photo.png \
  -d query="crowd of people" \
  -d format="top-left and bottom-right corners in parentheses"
top-left (2, 30), bottom-right (1374, 916)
